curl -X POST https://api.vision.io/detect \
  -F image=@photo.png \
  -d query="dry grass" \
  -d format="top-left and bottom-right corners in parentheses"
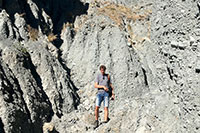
top-left (127, 24), bottom-right (137, 45)
top-left (62, 22), bottom-right (73, 32)
top-left (147, 21), bottom-right (151, 39)
top-left (27, 25), bottom-right (39, 41)
top-left (19, 13), bottom-right (26, 17)
top-left (74, 15), bottom-right (88, 32)
top-left (47, 33), bottom-right (57, 42)
top-left (61, 22), bottom-right (74, 34)
top-left (97, 2), bottom-right (152, 28)
top-left (127, 22), bottom-right (151, 45)
top-left (43, 123), bottom-right (54, 132)
top-left (93, 1), bottom-right (152, 45)
top-left (127, 24), bottom-right (135, 39)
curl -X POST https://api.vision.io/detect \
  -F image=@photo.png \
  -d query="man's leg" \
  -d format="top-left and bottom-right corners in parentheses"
top-left (94, 93), bottom-right (102, 129)
top-left (95, 93), bottom-right (102, 121)
top-left (95, 106), bottom-right (99, 120)
top-left (104, 93), bottom-right (109, 122)
top-left (94, 106), bottom-right (99, 129)
top-left (104, 107), bottom-right (108, 121)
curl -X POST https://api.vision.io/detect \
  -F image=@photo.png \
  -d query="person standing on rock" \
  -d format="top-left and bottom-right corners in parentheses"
top-left (94, 65), bottom-right (115, 129)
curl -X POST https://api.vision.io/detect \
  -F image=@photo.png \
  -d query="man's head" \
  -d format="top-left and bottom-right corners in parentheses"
top-left (99, 65), bottom-right (106, 75)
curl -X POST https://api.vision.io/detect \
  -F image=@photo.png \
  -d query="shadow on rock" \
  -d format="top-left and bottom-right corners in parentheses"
top-left (0, 118), bottom-right (5, 133)
top-left (2, 0), bottom-right (89, 47)
top-left (58, 51), bottom-right (80, 110)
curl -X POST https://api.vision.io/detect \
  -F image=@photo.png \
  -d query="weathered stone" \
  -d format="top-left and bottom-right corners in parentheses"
top-left (0, 58), bottom-right (32, 133)
top-left (0, 0), bottom-right (200, 133)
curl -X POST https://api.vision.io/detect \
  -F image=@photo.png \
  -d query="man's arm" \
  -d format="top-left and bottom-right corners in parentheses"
top-left (110, 83), bottom-right (114, 93)
top-left (94, 82), bottom-right (108, 91)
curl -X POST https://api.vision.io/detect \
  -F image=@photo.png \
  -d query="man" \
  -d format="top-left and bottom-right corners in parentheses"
top-left (94, 65), bottom-right (115, 129)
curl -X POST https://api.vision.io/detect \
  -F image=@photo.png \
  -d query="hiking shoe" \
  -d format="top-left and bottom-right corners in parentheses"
top-left (102, 117), bottom-right (110, 124)
top-left (93, 120), bottom-right (99, 129)
top-left (102, 120), bottom-right (108, 124)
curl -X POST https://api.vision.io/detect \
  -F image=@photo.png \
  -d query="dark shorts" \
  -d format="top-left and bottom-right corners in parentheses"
top-left (96, 91), bottom-right (109, 107)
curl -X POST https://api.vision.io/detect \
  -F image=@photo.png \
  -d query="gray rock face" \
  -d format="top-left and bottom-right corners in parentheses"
top-left (150, 0), bottom-right (200, 132)
top-left (0, 58), bottom-right (32, 133)
top-left (0, 0), bottom-right (200, 133)
top-left (62, 15), bottom-right (149, 106)
top-left (14, 13), bottom-right (29, 41)
top-left (0, 39), bottom-right (80, 132)
top-left (25, 41), bottom-right (79, 116)
top-left (0, 10), bottom-right (17, 40)
top-left (59, 0), bottom-right (200, 132)
top-left (0, 41), bottom-right (53, 133)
